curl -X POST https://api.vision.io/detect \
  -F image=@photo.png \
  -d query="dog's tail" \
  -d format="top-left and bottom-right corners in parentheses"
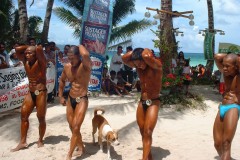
top-left (94, 108), bottom-right (105, 115)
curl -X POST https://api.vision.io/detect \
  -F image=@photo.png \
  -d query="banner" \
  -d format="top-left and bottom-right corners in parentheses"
top-left (80, 0), bottom-right (113, 91)
top-left (0, 64), bottom-right (55, 112)
top-left (218, 43), bottom-right (240, 54)
top-left (204, 31), bottom-right (214, 60)
top-left (55, 54), bottom-right (71, 94)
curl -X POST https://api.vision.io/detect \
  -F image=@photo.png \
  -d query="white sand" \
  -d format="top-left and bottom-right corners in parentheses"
top-left (1, 85), bottom-right (240, 160)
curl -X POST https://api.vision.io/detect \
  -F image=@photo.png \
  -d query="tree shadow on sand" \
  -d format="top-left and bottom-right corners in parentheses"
top-left (137, 146), bottom-right (170, 160)
top-left (73, 141), bottom-right (122, 160)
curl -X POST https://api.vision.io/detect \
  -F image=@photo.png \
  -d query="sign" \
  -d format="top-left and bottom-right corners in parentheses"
top-left (204, 31), bottom-right (214, 60)
top-left (0, 65), bottom-right (55, 112)
top-left (80, 0), bottom-right (113, 91)
top-left (218, 43), bottom-right (240, 54)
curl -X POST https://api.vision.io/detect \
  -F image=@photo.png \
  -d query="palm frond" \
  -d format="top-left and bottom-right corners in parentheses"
top-left (58, 0), bottom-right (85, 15)
top-left (110, 19), bottom-right (152, 43)
top-left (112, 0), bottom-right (136, 26)
top-left (53, 7), bottom-right (81, 26)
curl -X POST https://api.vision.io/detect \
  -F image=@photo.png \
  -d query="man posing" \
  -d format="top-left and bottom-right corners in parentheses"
top-left (11, 45), bottom-right (47, 151)
top-left (213, 53), bottom-right (240, 160)
top-left (58, 45), bottom-right (91, 160)
top-left (122, 48), bottom-right (162, 160)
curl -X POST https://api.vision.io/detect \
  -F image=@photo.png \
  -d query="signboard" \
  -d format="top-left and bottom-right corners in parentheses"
top-left (218, 43), bottom-right (240, 54)
top-left (0, 64), bottom-right (55, 112)
top-left (81, 0), bottom-right (113, 91)
top-left (204, 31), bottom-right (214, 60)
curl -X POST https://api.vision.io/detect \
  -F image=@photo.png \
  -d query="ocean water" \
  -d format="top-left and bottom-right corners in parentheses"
top-left (106, 51), bottom-right (217, 71)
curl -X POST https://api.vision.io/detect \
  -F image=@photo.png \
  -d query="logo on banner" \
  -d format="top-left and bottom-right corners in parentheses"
top-left (89, 75), bottom-right (100, 87)
top-left (91, 56), bottom-right (102, 70)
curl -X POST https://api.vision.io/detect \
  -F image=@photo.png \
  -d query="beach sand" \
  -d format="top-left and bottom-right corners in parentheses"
top-left (1, 85), bottom-right (240, 160)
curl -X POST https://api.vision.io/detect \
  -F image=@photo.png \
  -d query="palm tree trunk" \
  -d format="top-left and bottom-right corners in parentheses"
top-left (206, 0), bottom-right (214, 74)
top-left (160, 0), bottom-right (174, 75)
top-left (41, 0), bottom-right (54, 43)
top-left (18, 0), bottom-right (28, 43)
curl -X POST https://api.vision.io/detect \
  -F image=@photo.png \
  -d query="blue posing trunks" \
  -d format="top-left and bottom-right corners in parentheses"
top-left (219, 104), bottom-right (240, 119)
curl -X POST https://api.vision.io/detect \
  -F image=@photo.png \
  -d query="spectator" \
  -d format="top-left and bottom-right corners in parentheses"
top-left (44, 43), bottom-right (56, 103)
top-left (116, 71), bottom-right (132, 95)
top-left (28, 37), bottom-right (36, 46)
top-left (9, 51), bottom-right (23, 67)
top-left (197, 64), bottom-right (206, 78)
top-left (108, 70), bottom-right (122, 96)
top-left (122, 46), bottom-right (134, 86)
top-left (101, 67), bottom-right (110, 95)
top-left (171, 53), bottom-right (177, 73)
top-left (59, 44), bottom-right (70, 59)
top-left (177, 51), bottom-right (185, 67)
top-left (0, 42), bottom-right (10, 69)
top-left (109, 45), bottom-right (123, 73)
top-left (182, 59), bottom-right (192, 95)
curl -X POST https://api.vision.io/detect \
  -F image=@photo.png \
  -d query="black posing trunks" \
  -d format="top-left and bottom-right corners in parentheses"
top-left (69, 95), bottom-right (88, 110)
top-left (30, 89), bottom-right (47, 102)
top-left (141, 97), bottom-right (161, 111)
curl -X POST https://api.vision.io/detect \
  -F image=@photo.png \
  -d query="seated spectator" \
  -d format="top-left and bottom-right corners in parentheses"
top-left (107, 70), bottom-right (123, 96)
top-left (116, 71), bottom-right (132, 95)
top-left (0, 42), bottom-right (10, 69)
top-left (101, 67), bottom-right (110, 95)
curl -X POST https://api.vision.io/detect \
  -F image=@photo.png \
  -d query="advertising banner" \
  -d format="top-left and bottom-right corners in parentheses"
top-left (0, 64), bottom-right (55, 112)
top-left (218, 43), bottom-right (240, 54)
top-left (204, 31), bottom-right (214, 60)
top-left (80, 0), bottom-right (113, 91)
top-left (55, 54), bottom-right (71, 94)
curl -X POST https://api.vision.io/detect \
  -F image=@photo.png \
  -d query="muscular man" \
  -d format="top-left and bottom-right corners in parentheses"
top-left (122, 48), bottom-right (162, 160)
top-left (58, 45), bottom-right (91, 160)
top-left (213, 53), bottom-right (240, 159)
top-left (11, 45), bottom-right (47, 151)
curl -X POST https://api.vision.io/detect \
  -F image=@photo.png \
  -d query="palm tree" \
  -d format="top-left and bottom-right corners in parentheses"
top-left (0, 0), bottom-right (14, 43)
top-left (41, 0), bottom-right (55, 43)
top-left (28, 16), bottom-right (43, 40)
top-left (205, 0), bottom-right (214, 74)
top-left (54, 0), bottom-right (152, 44)
top-left (159, 0), bottom-right (175, 75)
top-left (18, 0), bottom-right (29, 43)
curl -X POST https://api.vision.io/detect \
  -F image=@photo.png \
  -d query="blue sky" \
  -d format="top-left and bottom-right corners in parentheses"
top-left (13, 0), bottom-right (240, 53)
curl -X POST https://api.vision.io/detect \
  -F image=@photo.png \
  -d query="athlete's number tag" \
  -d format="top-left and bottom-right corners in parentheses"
top-left (146, 99), bottom-right (152, 106)
top-left (34, 90), bottom-right (40, 95)
top-left (76, 97), bottom-right (81, 103)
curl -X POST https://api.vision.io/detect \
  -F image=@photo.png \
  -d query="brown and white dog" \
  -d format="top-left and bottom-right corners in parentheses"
top-left (92, 108), bottom-right (119, 159)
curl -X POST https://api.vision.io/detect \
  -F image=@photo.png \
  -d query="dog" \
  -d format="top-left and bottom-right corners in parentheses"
top-left (92, 108), bottom-right (120, 159)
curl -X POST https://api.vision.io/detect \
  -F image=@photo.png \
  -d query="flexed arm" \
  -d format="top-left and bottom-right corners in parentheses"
top-left (122, 51), bottom-right (136, 68)
top-left (79, 45), bottom-right (91, 71)
top-left (214, 53), bottom-right (227, 72)
top-left (36, 45), bottom-right (47, 74)
top-left (15, 45), bottom-right (28, 62)
top-left (142, 48), bottom-right (162, 70)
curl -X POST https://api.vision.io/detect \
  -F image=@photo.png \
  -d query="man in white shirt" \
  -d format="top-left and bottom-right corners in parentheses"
top-left (109, 46), bottom-right (123, 73)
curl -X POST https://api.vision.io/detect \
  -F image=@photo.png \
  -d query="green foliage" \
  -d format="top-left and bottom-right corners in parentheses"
top-left (160, 91), bottom-right (206, 111)
top-left (55, 0), bottom-right (152, 43)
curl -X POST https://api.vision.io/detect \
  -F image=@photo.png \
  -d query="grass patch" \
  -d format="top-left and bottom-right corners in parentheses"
top-left (160, 91), bottom-right (207, 111)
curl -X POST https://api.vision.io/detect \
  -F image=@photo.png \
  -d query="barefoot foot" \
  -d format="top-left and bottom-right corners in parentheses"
top-left (11, 143), bottom-right (28, 152)
top-left (37, 141), bottom-right (44, 148)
